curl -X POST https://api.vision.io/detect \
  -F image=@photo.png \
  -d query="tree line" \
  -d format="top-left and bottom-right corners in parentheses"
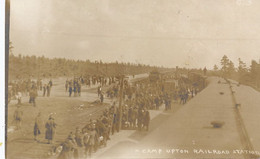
top-left (212, 55), bottom-right (260, 89)
top-left (8, 53), bottom-right (170, 80)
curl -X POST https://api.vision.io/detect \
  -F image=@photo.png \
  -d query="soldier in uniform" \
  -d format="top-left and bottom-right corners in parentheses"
top-left (75, 127), bottom-right (83, 147)
top-left (86, 124), bottom-right (97, 158)
top-left (96, 119), bottom-right (107, 147)
top-left (73, 82), bottom-right (77, 97)
top-left (82, 128), bottom-right (90, 158)
top-left (69, 82), bottom-right (73, 97)
top-left (74, 127), bottom-right (83, 158)
top-left (101, 115), bottom-right (111, 141)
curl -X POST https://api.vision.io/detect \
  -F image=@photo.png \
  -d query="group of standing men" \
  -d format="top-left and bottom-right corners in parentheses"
top-left (66, 78), bottom-right (82, 97)
top-left (57, 101), bottom-right (151, 159)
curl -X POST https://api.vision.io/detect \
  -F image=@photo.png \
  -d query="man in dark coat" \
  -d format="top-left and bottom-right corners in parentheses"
top-left (69, 82), bottom-right (73, 97)
top-left (45, 115), bottom-right (57, 144)
top-left (47, 84), bottom-right (51, 97)
top-left (143, 110), bottom-right (150, 131)
top-left (34, 112), bottom-right (42, 142)
top-left (100, 92), bottom-right (104, 103)
top-left (43, 84), bottom-right (46, 97)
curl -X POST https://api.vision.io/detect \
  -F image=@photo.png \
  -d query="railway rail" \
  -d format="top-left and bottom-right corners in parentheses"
top-left (226, 79), bottom-right (259, 159)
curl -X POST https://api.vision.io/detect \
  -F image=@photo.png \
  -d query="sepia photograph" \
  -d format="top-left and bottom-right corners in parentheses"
top-left (5, 0), bottom-right (260, 159)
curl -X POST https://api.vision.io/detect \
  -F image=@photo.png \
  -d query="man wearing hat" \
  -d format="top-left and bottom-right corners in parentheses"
top-left (58, 132), bottom-right (77, 159)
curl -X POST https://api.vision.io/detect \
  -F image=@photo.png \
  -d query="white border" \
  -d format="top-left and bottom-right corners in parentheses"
top-left (0, 0), bottom-right (6, 158)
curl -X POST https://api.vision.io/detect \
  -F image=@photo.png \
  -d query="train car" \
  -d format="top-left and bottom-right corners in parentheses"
top-left (164, 79), bottom-right (177, 93)
top-left (188, 72), bottom-right (207, 89)
top-left (149, 70), bottom-right (161, 82)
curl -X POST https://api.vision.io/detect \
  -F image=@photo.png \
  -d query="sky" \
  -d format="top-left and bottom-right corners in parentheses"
top-left (9, 0), bottom-right (260, 69)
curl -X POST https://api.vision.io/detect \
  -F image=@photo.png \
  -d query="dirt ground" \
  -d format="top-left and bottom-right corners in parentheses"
top-left (7, 77), bottom-right (113, 159)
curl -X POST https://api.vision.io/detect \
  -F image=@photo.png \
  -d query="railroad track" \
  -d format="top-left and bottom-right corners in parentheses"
top-left (227, 80), bottom-right (258, 159)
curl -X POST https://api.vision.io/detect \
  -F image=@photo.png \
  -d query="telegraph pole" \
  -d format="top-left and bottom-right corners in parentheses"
top-left (118, 75), bottom-right (124, 131)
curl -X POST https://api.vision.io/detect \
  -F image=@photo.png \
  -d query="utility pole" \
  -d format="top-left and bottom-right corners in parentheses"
top-left (118, 75), bottom-right (124, 131)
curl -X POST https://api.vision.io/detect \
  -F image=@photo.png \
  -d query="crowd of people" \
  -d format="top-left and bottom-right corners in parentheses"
top-left (55, 100), bottom-right (151, 159)
top-left (65, 75), bottom-right (118, 98)
top-left (105, 75), bottom-right (200, 112)
top-left (83, 75), bottom-right (117, 87)
top-left (10, 72), bottom-right (205, 159)
top-left (54, 73), bottom-right (203, 158)
top-left (8, 78), bottom-right (53, 105)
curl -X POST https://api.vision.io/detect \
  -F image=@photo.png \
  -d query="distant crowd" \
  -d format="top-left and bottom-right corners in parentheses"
top-left (65, 75), bottom-right (118, 98)
top-left (8, 79), bottom-right (53, 106)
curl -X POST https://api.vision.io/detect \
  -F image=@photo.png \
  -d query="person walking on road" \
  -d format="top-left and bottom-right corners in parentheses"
top-left (17, 91), bottom-right (22, 105)
top-left (100, 92), bottom-right (104, 103)
top-left (34, 112), bottom-right (42, 142)
top-left (97, 86), bottom-right (102, 97)
top-left (47, 84), bottom-right (51, 97)
top-left (13, 105), bottom-right (23, 130)
top-left (65, 79), bottom-right (69, 92)
top-left (43, 84), bottom-right (46, 97)
top-left (77, 83), bottom-right (81, 97)
top-left (69, 82), bottom-right (73, 97)
top-left (29, 87), bottom-right (37, 107)
top-left (45, 115), bottom-right (57, 144)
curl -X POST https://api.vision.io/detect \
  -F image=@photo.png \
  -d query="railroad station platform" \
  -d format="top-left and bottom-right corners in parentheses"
top-left (94, 77), bottom-right (260, 159)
